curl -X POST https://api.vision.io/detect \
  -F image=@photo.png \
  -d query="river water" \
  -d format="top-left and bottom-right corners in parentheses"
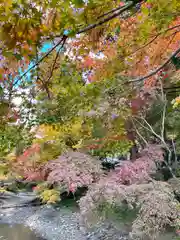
top-left (0, 223), bottom-right (177, 240)
top-left (0, 224), bottom-right (44, 240)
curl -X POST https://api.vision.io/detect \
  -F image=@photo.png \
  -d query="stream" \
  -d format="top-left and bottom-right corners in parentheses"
top-left (0, 224), bottom-right (43, 240)
top-left (0, 191), bottom-right (177, 240)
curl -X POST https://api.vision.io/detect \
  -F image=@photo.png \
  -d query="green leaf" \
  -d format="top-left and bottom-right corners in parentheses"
top-left (0, 74), bottom-right (3, 82)
top-left (171, 56), bottom-right (180, 70)
top-left (115, 26), bottom-right (120, 35)
top-left (72, 0), bottom-right (84, 7)
top-left (2, 51), bottom-right (13, 58)
top-left (14, 54), bottom-right (22, 60)
top-left (141, 6), bottom-right (149, 15)
top-left (27, 39), bottom-right (33, 45)
top-left (67, 29), bottom-right (76, 37)
top-left (51, 0), bottom-right (59, 7)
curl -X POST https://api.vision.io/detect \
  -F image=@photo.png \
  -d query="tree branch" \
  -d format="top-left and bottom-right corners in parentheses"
top-left (46, 37), bottom-right (66, 84)
top-left (77, 1), bottom-right (134, 34)
top-left (158, 78), bottom-right (166, 141)
top-left (134, 117), bottom-right (163, 143)
top-left (131, 118), bottom-right (148, 145)
top-left (13, 2), bottom-right (135, 85)
top-left (129, 46), bottom-right (180, 83)
top-left (164, 86), bottom-right (180, 90)
top-left (14, 36), bottom-right (67, 86)
top-left (165, 90), bottom-right (180, 95)
top-left (37, 38), bottom-right (67, 99)
top-left (134, 117), bottom-right (176, 177)
top-left (96, 4), bottom-right (130, 20)
top-left (172, 138), bottom-right (178, 170)
top-left (161, 96), bottom-right (166, 141)
top-left (14, 0), bottom-right (178, 88)
top-left (129, 24), bottom-right (180, 56)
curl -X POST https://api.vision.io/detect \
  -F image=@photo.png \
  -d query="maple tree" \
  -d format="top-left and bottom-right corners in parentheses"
top-left (0, 1), bottom-right (180, 239)
top-left (0, 0), bottom-right (179, 174)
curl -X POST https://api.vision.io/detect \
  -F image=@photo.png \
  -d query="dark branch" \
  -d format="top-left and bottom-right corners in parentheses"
top-left (54, 1), bottom-right (138, 39)
top-left (38, 37), bottom-right (67, 99)
top-left (130, 24), bottom-right (180, 56)
top-left (96, 4), bottom-right (130, 20)
top-left (46, 37), bottom-right (67, 84)
top-left (114, 25), bottom-right (180, 76)
top-left (166, 90), bottom-right (180, 94)
top-left (164, 86), bottom-right (180, 90)
top-left (77, 1), bottom-right (134, 34)
top-left (14, 36), bottom-right (67, 86)
top-left (129, 47), bottom-right (180, 83)
top-left (14, 2), bottom-right (135, 84)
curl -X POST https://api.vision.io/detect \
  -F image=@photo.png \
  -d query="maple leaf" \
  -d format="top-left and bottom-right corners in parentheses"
top-left (83, 56), bottom-right (95, 68)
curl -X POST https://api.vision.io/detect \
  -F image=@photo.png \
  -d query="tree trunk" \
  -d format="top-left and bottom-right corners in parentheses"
top-left (125, 120), bottom-right (139, 161)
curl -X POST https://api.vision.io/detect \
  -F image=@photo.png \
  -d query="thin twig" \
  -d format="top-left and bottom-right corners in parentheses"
top-left (164, 86), bottom-right (180, 90)
top-left (159, 78), bottom-right (166, 140)
top-left (161, 98), bottom-right (166, 141)
top-left (96, 4), bottom-right (128, 20)
top-left (172, 138), bottom-right (178, 169)
top-left (130, 24), bottom-right (180, 56)
top-left (134, 117), bottom-right (170, 151)
top-left (47, 37), bottom-right (67, 84)
top-left (13, 36), bottom-right (67, 86)
top-left (36, 36), bottom-right (67, 99)
top-left (134, 117), bottom-right (176, 178)
top-left (77, 1), bottom-right (134, 34)
top-left (134, 117), bottom-right (162, 142)
top-left (129, 46), bottom-right (180, 83)
top-left (131, 119), bottom-right (148, 145)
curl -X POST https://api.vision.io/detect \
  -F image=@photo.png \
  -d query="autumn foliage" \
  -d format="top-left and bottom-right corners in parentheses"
top-left (107, 144), bottom-right (164, 185)
top-left (44, 151), bottom-right (102, 193)
top-left (13, 144), bottom-right (45, 181)
top-left (0, 0), bottom-right (180, 239)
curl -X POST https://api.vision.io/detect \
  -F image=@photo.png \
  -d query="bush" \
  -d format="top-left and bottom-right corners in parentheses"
top-left (102, 144), bottom-right (164, 185)
top-left (79, 145), bottom-right (178, 239)
top-left (10, 142), bottom-right (63, 181)
top-left (79, 181), bottom-right (179, 240)
top-left (44, 151), bottom-right (103, 193)
top-left (12, 143), bottom-right (45, 181)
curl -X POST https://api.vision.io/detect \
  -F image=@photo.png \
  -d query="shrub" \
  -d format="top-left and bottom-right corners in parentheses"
top-left (39, 189), bottom-right (60, 204)
top-left (79, 145), bottom-right (178, 239)
top-left (44, 151), bottom-right (103, 193)
top-left (169, 178), bottom-right (180, 195)
top-left (79, 181), bottom-right (179, 240)
top-left (0, 162), bottom-right (9, 180)
top-left (32, 182), bottom-right (60, 204)
top-left (105, 144), bottom-right (164, 185)
top-left (0, 187), bottom-right (7, 193)
top-left (11, 142), bottom-right (63, 181)
top-left (175, 204), bottom-right (180, 237)
top-left (12, 143), bottom-right (45, 181)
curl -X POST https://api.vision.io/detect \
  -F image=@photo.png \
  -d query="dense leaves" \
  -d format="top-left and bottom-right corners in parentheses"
top-left (79, 181), bottom-right (179, 239)
top-left (44, 151), bottom-right (103, 193)
top-left (0, 0), bottom-right (180, 239)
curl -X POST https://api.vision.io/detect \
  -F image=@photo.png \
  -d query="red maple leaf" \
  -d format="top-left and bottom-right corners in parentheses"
top-left (83, 56), bottom-right (95, 68)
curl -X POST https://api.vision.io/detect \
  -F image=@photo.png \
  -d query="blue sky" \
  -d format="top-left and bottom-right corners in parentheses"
top-left (41, 42), bottom-right (53, 53)
top-left (17, 42), bottom-right (54, 84)
top-left (13, 42), bottom-right (55, 105)
top-left (18, 30), bottom-right (70, 84)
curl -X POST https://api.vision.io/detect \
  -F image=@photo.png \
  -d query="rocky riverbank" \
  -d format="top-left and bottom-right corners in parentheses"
top-left (0, 191), bottom-right (129, 240)
top-left (0, 191), bottom-right (176, 240)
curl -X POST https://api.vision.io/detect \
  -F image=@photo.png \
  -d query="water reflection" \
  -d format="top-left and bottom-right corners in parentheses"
top-left (0, 224), bottom-right (44, 240)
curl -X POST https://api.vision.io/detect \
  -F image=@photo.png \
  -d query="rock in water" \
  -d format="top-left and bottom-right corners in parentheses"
top-left (0, 191), bottom-right (39, 208)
